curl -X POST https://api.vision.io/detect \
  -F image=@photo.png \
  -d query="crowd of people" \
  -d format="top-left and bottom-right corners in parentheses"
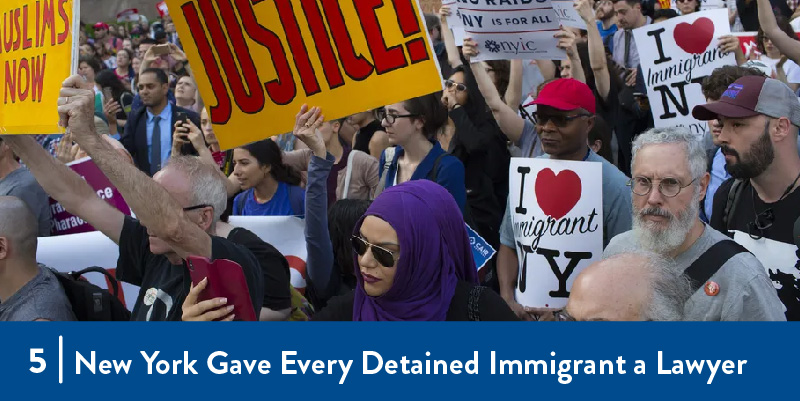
top-left (0, 0), bottom-right (799, 322)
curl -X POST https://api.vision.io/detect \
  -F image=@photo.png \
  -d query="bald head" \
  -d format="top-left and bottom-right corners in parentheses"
top-left (565, 253), bottom-right (691, 321)
top-left (0, 196), bottom-right (39, 260)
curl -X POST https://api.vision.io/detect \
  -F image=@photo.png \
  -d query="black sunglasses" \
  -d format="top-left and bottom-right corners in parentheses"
top-left (351, 235), bottom-right (397, 268)
top-left (444, 79), bottom-right (467, 92)
top-left (535, 112), bottom-right (590, 127)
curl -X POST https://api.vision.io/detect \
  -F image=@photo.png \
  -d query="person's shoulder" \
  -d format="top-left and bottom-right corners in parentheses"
top-left (312, 290), bottom-right (355, 321)
top-left (228, 227), bottom-right (284, 259)
top-left (602, 230), bottom-right (635, 256)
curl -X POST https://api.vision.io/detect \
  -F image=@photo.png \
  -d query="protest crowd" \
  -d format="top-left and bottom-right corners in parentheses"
top-left (2, 0), bottom-right (800, 323)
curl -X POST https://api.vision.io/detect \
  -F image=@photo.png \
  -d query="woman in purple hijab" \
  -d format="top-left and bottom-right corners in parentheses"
top-left (314, 180), bottom-right (517, 321)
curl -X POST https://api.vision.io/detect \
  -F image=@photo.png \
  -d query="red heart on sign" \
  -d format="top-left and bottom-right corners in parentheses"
top-left (673, 17), bottom-right (714, 54)
top-left (534, 168), bottom-right (582, 220)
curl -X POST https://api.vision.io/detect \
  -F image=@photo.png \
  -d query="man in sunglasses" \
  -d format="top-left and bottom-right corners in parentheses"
top-left (604, 127), bottom-right (784, 320)
top-left (0, 76), bottom-right (264, 321)
top-left (694, 75), bottom-right (800, 320)
top-left (93, 22), bottom-right (122, 55)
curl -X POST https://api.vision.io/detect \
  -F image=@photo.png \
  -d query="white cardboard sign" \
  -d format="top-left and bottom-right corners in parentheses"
top-left (508, 158), bottom-right (603, 308)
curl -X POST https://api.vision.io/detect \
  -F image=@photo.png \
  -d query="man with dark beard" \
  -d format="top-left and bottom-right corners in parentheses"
top-left (604, 127), bottom-right (785, 321)
top-left (694, 76), bottom-right (800, 320)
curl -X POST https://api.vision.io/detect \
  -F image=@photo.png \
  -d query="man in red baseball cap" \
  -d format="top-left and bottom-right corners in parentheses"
top-left (93, 22), bottom-right (122, 55)
top-left (693, 75), bottom-right (800, 320)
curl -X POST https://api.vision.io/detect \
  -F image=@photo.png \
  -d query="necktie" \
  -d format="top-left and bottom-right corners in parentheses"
top-left (624, 30), bottom-right (632, 68)
top-left (152, 115), bottom-right (162, 175)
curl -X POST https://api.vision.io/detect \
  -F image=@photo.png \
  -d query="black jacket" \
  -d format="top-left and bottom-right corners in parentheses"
top-left (120, 104), bottom-right (201, 176)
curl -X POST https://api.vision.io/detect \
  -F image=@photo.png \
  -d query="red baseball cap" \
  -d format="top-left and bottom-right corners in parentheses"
top-left (93, 22), bottom-right (110, 30)
top-left (525, 79), bottom-right (596, 114)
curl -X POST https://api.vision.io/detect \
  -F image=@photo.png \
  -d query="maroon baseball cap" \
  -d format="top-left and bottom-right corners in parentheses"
top-left (692, 75), bottom-right (800, 126)
top-left (93, 22), bottom-right (110, 30)
top-left (525, 78), bottom-right (596, 113)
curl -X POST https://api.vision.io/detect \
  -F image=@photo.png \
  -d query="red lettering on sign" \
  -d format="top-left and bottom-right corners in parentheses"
top-left (274, 0), bottom-right (321, 96)
top-left (41, 0), bottom-right (56, 47)
top-left (211, 0), bottom-right (266, 114)
top-left (391, 0), bottom-right (429, 63)
top-left (354, 0), bottom-right (407, 74)
top-left (301, 0), bottom-right (345, 90)
top-left (13, 8), bottom-right (22, 52)
top-left (234, 0), bottom-right (296, 105)
top-left (4, 60), bottom-right (16, 104)
top-left (181, 2), bottom-right (232, 124)
top-left (22, 6), bottom-right (32, 50)
top-left (321, 0), bottom-right (374, 81)
top-left (31, 54), bottom-right (46, 102)
top-left (57, 0), bottom-right (69, 45)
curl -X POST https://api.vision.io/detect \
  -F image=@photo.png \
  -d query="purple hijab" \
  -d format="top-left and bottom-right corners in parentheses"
top-left (352, 180), bottom-right (478, 321)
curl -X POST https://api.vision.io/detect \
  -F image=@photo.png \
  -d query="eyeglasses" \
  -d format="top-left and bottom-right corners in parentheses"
top-left (183, 204), bottom-right (211, 212)
top-left (376, 108), bottom-right (418, 125)
top-left (534, 113), bottom-right (590, 127)
top-left (628, 176), bottom-right (696, 198)
top-left (351, 235), bottom-right (398, 268)
top-left (444, 79), bottom-right (467, 92)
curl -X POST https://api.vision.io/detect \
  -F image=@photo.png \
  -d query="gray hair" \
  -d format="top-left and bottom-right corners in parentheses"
top-left (0, 196), bottom-right (38, 258)
top-left (165, 156), bottom-right (227, 223)
top-left (631, 127), bottom-right (708, 182)
top-left (604, 250), bottom-right (693, 321)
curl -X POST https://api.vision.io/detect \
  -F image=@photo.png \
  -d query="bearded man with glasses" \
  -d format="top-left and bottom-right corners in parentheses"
top-left (604, 127), bottom-right (784, 321)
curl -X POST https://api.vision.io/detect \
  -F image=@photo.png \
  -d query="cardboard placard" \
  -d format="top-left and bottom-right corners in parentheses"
top-left (633, 9), bottom-right (735, 137)
top-left (508, 158), bottom-right (603, 308)
top-left (167, 0), bottom-right (443, 150)
top-left (0, 0), bottom-right (79, 135)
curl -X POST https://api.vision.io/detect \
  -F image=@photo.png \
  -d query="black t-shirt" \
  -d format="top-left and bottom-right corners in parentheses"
top-left (313, 281), bottom-right (519, 321)
top-left (737, 0), bottom-right (793, 32)
top-left (227, 227), bottom-right (292, 311)
top-left (710, 179), bottom-right (800, 320)
top-left (353, 120), bottom-right (383, 155)
top-left (116, 217), bottom-right (264, 321)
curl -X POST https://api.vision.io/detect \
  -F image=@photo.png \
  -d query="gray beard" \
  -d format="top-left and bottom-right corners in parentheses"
top-left (632, 193), bottom-right (699, 255)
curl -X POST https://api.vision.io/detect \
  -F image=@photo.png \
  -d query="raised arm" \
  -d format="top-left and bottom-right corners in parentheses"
top-left (439, 5), bottom-right (463, 68)
top-left (556, 28), bottom-right (585, 83)
top-left (576, 0), bottom-right (611, 100)
top-left (0, 135), bottom-right (125, 243)
top-left (463, 38), bottom-right (526, 143)
top-left (59, 75), bottom-right (212, 260)
top-left (505, 60), bottom-right (524, 109)
top-left (757, 0), bottom-right (800, 63)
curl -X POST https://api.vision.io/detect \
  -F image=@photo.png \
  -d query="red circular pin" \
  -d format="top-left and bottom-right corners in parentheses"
top-left (704, 281), bottom-right (720, 296)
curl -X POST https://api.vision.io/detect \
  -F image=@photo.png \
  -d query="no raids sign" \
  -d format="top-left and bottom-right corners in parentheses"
top-left (167, 0), bottom-right (443, 150)
top-left (0, 0), bottom-right (78, 135)
top-left (633, 9), bottom-right (735, 136)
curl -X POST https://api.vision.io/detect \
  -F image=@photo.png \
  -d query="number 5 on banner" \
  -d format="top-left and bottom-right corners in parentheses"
top-left (30, 349), bottom-right (46, 373)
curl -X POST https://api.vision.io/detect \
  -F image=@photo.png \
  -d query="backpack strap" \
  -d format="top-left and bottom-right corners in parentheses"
top-left (467, 286), bottom-right (487, 321)
top-left (374, 147), bottom-right (396, 197)
top-left (341, 151), bottom-right (357, 200)
top-left (723, 179), bottom-right (746, 232)
top-left (427, 152), bottom-right (449, 182)
top-left (70, 267), bottom-right (121, 298)
top-left (683, 239), bottom-right (748, 293)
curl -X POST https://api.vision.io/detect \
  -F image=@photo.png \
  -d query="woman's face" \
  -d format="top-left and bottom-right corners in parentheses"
top-left (446, 71), bottom-right (469, 106)
top-left (118, 25), bottom-right (126, 36)
top-left (676, 0), bottom-right (697, 15)
top-left (132, 57), bottom-right (142, 74)
top-left (380, 102), bottom-right (423, 147)
top-left (201, 109), bottom-right (218, 146)
top-left (357, 215), bottom-right (399, 297)
top-left (318, 121), bottom-right (339, 145)
top-left (78, 62), bottom-right (95, 82)
top-left (117, 50), bottom-right (131, 67)
top-left (94, 43), bottom-right (106, 57)
top-left (123, 39), bottom-right (133, 51)
top-left (560, 58), bottom-right (573, 79)
top-left (763, 37), bottom-right (779, 58)
top-left (232, 148), bottom-right (269, 190)
top-left (176, 76), bottom-right (197, 100)
top-left (79, 44), bottom-right (94, 56)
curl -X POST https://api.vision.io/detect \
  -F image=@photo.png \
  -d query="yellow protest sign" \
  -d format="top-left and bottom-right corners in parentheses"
top-left (0, 0), bottom-right (78, 134)
top-left (167, 0), bottom-right (443, 150)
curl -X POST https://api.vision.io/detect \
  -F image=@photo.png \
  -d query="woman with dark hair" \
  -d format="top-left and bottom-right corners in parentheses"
top-left (231, 139), bottom-right (305, 217)
top-left (78, 56), bottom-right (106, 116)
top-left (675, 0), bottom-right (701, 15)
top-left (312, 179), bottom-right (518, 321)
top-left (375, 93), bottom-right (467, 214)
top-left (95, 69), bottom-right (133, 135)
top-left (114, 48), bottom-right (135, 90)
top-left (755, 15), bottom-right (800, 91)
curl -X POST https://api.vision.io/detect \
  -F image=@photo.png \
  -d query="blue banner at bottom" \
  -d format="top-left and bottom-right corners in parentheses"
top-left (1, 323), bottom-right (794, 400)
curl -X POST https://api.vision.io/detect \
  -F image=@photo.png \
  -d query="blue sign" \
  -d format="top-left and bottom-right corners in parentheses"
top-left (467, 224), bottom-right (496, 269)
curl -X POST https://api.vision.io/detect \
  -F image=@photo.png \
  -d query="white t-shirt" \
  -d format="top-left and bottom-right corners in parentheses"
top-left (758, 56), bottom-right (800, 84)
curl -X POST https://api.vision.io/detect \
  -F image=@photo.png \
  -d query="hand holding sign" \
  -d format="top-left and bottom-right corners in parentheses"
top-left (439, 4), bottom-right (452, 24)
top-left (57, 76), bottom-right (97, 137)
top-left (718, 35), bottom-right (746, 65)
top-left (182, 278), bottom-right (235, 322)
top-left (555, 28), bottom-right (579, 59)
top-left (574, 0), bottom-right (595, 23)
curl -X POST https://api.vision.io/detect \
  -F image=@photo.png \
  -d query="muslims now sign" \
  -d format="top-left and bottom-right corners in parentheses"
top-left (166, 0), bottom-right (443, 150)
top-left (508, 158), bottom-right (603, 308)
top-left (633, 9), bottom-right (735, 136)
top-left (0, 0), bottom-right (79, 134)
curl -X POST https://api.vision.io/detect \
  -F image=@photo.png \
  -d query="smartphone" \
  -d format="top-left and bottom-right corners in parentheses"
top-left (151, 44), bottom-right (171, 56)
top-left (176, 111), bottom-right (188, 124)
top-left (102, 87), bottom-right (113, 102)
top-left (186, 256), bottom-right (257, 321)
